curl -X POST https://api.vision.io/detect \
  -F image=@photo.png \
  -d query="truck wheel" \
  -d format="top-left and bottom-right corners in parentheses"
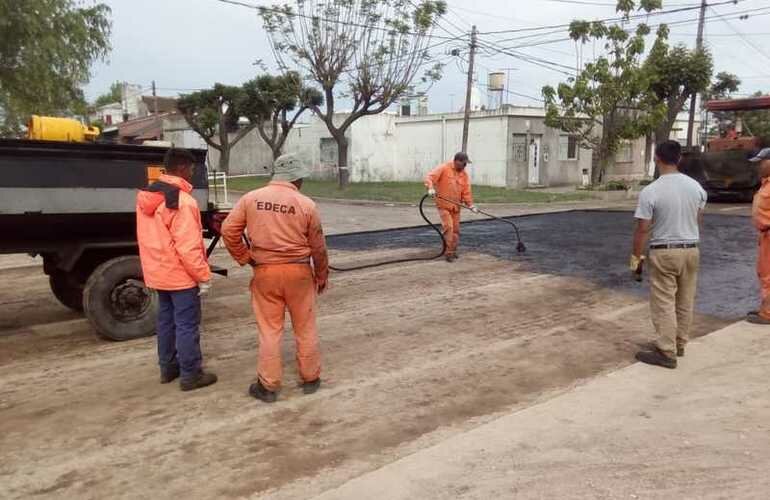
top-left (83, 256), bottom-right (157, 341)
top-left (49, 271), bottom-right (84, 311)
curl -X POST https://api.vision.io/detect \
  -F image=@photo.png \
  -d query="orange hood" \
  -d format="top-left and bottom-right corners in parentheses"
top-left (137, 174), bottom-right (193, 215)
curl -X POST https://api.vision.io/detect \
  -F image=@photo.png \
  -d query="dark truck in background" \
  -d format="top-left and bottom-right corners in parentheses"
top-left (679, 96), bottom-right (769, 201)
top-left (0, 138), bottom-right (227, 341)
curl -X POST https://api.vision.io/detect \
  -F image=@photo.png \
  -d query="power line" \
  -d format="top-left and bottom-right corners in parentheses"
top-left (214, 0), bottom-right (465, 41)
top-left (475, 0), bottom-right (745, 35)
top-left (709, 4), bottom-right (770, 64)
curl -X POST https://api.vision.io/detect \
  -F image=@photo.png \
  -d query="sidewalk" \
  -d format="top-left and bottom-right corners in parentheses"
top-left (309, 321), bottom-right (770, 500)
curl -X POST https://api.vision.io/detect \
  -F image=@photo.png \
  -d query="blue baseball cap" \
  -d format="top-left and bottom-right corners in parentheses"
top-left (749, 148), bottom-right (770, 163)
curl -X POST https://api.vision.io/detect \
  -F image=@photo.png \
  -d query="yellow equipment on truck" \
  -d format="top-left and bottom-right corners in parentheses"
top-left (26, 115), bottom-right (100, 142)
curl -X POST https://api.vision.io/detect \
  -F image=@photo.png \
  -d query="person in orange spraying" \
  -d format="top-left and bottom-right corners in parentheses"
top-left (747, 148), bottom-right (770, 324)
top-left (424, 152), bottom-right (479, 262)
top-left (221, 154), bottom-right (329, 402)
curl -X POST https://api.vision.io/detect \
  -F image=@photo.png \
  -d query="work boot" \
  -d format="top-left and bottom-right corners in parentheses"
top-left (249, 380), bottom-right (277, 403)
top-left (160, 363), bottom-right (180, 384)
top-left (179, 371), bottom-right (218, 392)
top-left (746, 312), bottom-right (770, 325)
top-left (301, 378), bottom-right (321, 395)
top-left (635, 347), bottom-right (677, 369)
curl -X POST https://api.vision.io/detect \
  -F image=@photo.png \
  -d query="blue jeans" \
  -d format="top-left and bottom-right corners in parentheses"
top-left (156, 287), bottom-right (202, 381)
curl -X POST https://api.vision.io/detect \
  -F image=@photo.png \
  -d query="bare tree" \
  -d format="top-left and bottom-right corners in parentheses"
top-left (260, 0), bottom-right (447, 187)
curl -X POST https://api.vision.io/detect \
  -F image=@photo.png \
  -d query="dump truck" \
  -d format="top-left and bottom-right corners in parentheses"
top-left (0, 116), bottom-right (227, 341)
top-left (680, 96), bottom-right (770, 200)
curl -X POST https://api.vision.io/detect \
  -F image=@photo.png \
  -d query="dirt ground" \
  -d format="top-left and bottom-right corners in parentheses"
top-left (0, 209), bottom-right (753, 499)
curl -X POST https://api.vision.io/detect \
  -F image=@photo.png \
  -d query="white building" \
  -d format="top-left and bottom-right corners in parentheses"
top-left (162, 106), bottom-right (702, 185)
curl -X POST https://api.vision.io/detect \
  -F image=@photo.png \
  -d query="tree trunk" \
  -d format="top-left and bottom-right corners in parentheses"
top-left (218, 147), bottom-right (230, 175)
top-left (336, 135), bottom-right (350, 188)
top-left (593, 134), bottom-right (610, 185)
top-left (644, 133), bottom-right (655, 179)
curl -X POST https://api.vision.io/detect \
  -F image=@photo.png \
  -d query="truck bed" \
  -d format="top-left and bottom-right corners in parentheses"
top-left (0, 139), bottom-right (211, 252)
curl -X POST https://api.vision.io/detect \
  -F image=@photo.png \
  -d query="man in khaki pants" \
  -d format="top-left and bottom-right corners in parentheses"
top-left (630, 140), bottom-right (707, 369)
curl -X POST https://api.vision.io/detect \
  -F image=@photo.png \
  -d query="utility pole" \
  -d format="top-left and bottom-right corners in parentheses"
top-left (461, 25), bottom-right (477, 153)
top-left (686, 0), bottom-right (707, 148)
top-left (152, 80), bottom-right (159, 115)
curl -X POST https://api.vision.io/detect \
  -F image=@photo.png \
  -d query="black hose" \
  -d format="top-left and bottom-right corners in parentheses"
top-left (435, 195), bottom-right (527, 253)
top-left (329, 194), bottom-right (447, 272)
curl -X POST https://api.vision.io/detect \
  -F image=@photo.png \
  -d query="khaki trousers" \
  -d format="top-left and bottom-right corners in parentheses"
top-left (648, 248), bottom-right (700, 357)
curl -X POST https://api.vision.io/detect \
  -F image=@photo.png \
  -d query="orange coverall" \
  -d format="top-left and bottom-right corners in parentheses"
top-left (752, 178), bottom-right (770, 319)
top-left (425, 161), bottom-right (474, 256)
top-left (221, 181), bottom-right (329, 391)
top-left (136, 174), bottom-right (211, 290)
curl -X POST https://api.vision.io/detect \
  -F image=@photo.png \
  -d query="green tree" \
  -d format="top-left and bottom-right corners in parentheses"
top-left (542, 0), bottom-right (665, 185)
top-left (742, 91), bottom-right (770, 146)
top-left (178, 84), bottom-right (255, 174)
top-left (643, 27), bottom-right (712, 145)
top-left (0, 0), bottom-right (111, 136)
top-left (241, 72), bottom-right (323, 160)
top-left (703, 72), bottom-right (741, 138)
top-left (705, 71), bottom-right (741, 101)
top-left (260, 0), bottom-right (447, 187)
top-left (93, 81), bottom-right (123, 108)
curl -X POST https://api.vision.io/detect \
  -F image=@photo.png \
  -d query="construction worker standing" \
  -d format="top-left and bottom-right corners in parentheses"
top-left (425, 152), bottom-right (479, 262)
top-left (136, 148), bottom-right (218, 391)
top-left (221, 154), bottom-right (328, 403)
top-left (631, 140), bottom-right (707, 369)
top-left (747, 148), bottom-right (770, 324)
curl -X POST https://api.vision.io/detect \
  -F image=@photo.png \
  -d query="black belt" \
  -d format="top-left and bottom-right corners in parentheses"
top-left (649, 243), bottom-right (698, 250)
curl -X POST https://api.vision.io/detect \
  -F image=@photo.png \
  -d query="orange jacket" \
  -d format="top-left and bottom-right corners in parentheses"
top-left (221, 181), bottom-right (329, 283)
top-left (425, 161), bottom-right (473, 211)
top-left (136, 174), bottom-right (211, 291)
top-left (753, 178), bottom-right (770, 232)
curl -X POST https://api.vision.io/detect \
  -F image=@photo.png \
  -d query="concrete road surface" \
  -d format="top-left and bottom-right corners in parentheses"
top-left (305, 321), bottom-right (770, 500)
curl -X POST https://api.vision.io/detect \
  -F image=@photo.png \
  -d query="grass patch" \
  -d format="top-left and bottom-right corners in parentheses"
top-left (223, 177), bottom-right (593, 204)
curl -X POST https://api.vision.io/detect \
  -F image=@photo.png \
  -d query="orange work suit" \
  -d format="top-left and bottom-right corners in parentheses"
top-left (136, 174), bottom-right (211, 290)
top-left (752, 178), bottom-right (770, 319)
top-left (425, 161), bottom-right (473, 256)
top-left (221, 181), bottom-right (328, 391)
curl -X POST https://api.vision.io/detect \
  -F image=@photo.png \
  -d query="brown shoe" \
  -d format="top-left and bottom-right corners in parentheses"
top-left (160, 363), bottom-right (180, 384)
top-left (180, 371), bottom-right (218, 391)
top-left (747, 313), bottom-right (770, 325)
top-left (636, 348), bottom-right (677, 369)
top-left (249, 379), bottom-right (277, 403)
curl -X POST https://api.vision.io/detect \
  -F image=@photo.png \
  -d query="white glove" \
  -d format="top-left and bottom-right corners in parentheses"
top-left (428, 188), bottom-right (436, 197)
top-left (198, 281), bottom-right (212, 296)
top-left (470, 205), bottom-right (480, 213)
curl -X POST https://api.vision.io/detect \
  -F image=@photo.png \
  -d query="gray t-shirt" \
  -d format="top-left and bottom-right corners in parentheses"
top-left (634, 173), bottom-right (707, 245)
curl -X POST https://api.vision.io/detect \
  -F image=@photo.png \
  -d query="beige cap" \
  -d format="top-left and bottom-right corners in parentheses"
top-left (272, 153), bottom-right (310, 181)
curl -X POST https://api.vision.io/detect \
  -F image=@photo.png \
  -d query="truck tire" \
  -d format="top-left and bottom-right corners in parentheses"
top-left (49, 271), bottom-right (84, 311)
top-left (83, 256), bottom-right (157, 341)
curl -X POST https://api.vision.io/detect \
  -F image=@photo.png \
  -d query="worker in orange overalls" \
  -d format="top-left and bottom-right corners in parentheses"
top-left (748, 148), bottom-right (770, 324)
top-left (425, 152), bottom-right (479, 262)
top-left (221, 154), bottom-right (328, 402)
top-left (136, 148), bottom-right (217, 391)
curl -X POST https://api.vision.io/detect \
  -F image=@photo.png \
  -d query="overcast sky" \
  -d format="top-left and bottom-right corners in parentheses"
top-left (85, 0), bottom-right (770, 113)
